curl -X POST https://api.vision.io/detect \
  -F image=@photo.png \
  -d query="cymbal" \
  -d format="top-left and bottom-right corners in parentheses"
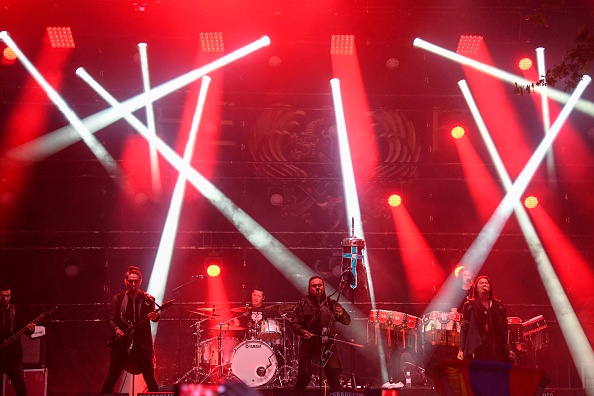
top-left (209, 324), bottom-right (246, 331)
top-left (230, 306), bottom-right (251, 313)
top-left (264, 303), bottom-right (295, 312)
top-left (187, 310), bottom-right (220, 317)
top-left (192, 307), bottom-right (218, 312)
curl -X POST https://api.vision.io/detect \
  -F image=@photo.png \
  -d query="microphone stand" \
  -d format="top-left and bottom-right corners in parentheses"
top-left (316, 289), bottom-right (323, 394)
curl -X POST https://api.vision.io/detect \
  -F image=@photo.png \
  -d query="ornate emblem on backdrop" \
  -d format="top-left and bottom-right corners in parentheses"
top-left (247, 107), bottom-right (420, 229)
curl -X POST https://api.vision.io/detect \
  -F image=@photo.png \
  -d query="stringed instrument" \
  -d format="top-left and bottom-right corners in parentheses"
top-left (0, 306), bottom-right (56, 351)
top-left (106, 299), bottom-right (174, 350)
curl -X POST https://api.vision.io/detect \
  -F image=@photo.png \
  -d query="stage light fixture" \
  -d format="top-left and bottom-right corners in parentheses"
top-left (330, 35), bottom-right (355, 56)
top-left (451, 126), bottom-right (465, 139)
top-left (205, 254), bottom-right (222, 278)
top-left (456, 35), bottom-right (483, 54)
top-left (519, 57), bottom-right (533, 71)
top-left (206, 264), bottom-right (221, 277)
top-left (386, 58), bottom-right (399, 70)
top-left (3, 47), bottom-right (16, 60)
top-left (63, 252), bottom-right (82, 278)
top-left (46, 27), bottom-right (75, 48)
top-left (524, 196), bottom-right (538, 209)
top-left (270, 193), bottom-right (283, 206)
top-left (268, 55), bottom-right (281, 68)
top-left (454, 265), bottom-right (466, 277)
top-left (200, 32), bottom-right (224, 53)
top-left (0, 191), bottom-right (15, 205)
top-left (388, 194), bottom-right (402, 207)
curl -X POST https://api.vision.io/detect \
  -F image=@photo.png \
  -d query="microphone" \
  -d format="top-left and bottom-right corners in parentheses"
top-left (192, 275), bottom-right (206, 279)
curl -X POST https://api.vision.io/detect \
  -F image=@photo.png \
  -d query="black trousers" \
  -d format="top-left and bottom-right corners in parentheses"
top-left (294, 353), bottom-right (341, 391)
top-left (101, 347), bottom-right (158, 393)
top-left (0, 356), bottom-right (27, 396)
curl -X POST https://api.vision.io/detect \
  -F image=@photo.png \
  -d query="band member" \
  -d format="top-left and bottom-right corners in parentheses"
top-left (457, 275), bottom-right (515, 362)
top-left (0, 284), bottom-right (35, 396)
top-left (456, 267), bottom-right (474, 314)
top-left (101, 266), bottom-right (160, 393)
top-left (231, 287), bottom-right (268, 339)
top-left (291, 276), bottom-right (351, 391)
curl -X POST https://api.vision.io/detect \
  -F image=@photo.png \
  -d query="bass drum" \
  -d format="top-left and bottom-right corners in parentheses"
top-left (231, 340), bottom-right (277, 387)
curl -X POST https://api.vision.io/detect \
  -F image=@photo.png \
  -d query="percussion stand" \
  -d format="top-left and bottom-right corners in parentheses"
top-left (174, 318), bottom-right (208, 384)
top-left (211, 317), bottom-right (236, 382)
top-left (277, 313), bottom-right (292, 386)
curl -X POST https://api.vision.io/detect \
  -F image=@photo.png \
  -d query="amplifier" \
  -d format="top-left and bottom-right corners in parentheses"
top-left (2, 369), bottom-right (47, 396)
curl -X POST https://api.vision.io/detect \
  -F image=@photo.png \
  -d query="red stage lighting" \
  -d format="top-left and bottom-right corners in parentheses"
top-left (330, 35), bottom-right (355, 56)
top-left (456, 35), bottom-right (483, 54)
top-left (205, 255), bottom-right (222, 277)
top-left (454, 265), bottom-right (466, 277)
top-left (451, 126), bottom-right (465, 139)
top-left (3, 47), bottom-right (16, 61)
top-left (519, 57), bottom-right (533, 71)
top-left (388, 194), bottom-right (402, 207)
top-left (46, 27), bottom-right (75, 48)
top-left (524, 196), bottom-right (538, 209)
top-left (206, 264), bottom-right (221, 277)
top-left (200, 32), bottom-right (224, 53)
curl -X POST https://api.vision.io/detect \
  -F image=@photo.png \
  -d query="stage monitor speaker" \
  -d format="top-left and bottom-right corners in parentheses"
top-left (21, 335), bottom-right (45, 368)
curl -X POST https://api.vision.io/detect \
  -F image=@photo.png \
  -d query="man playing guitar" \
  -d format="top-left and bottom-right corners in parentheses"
top-left (0, 284), bottom-right (35, 396)
top-left (101, 266), bottom-right (160, 393)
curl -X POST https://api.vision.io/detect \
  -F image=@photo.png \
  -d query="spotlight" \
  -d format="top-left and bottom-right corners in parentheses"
top-left (524, 196), bottom-right (538, 209)
top-left (454, 265), bottom-right (466, 277)
top-left (268, 55), bottom-right (281, 68)
top-left (63, 252), bottom-right (82, 278)
top-left (0, 191), bottom-right (15, 205)
top-left (451, 126), bottom-right (465, 139)
top-left (205, 255), bottom-right (222, 277)
top-left (3, 47), bottom-right (16, 61)
top-left (456, 35), bottom-right (483, 54)
top-left (46, 27), bottom-right (75, 48)
top-left (386, 58), bottom-right (399, 70)
top-left (519, 57), bottom-right (533, 71)
top-left (200, 32), bottom-right (225, 53)
top-left (388, 194), bottom-right (402, 207)
top-left (206, 264), bottom-right (221, 277)
top-left (330, 35), bottom-right (355, 56)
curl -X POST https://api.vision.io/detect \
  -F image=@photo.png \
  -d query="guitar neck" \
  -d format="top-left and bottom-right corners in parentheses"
top-left (1, 307), bottom-right (55, 350)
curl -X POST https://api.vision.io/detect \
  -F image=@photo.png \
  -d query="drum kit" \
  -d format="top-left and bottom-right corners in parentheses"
top-left (176, 303), bottom-right (299, 388)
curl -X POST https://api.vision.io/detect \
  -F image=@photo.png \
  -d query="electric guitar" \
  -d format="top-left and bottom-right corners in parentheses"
top-left (0, 306), bottom-right (56, 351)
top-left (106, 299), bottom-right (174, 350)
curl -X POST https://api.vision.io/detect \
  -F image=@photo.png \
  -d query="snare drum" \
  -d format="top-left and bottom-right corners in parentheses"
top-left (260, 318), bottom-right (282, 342)
top-left (231, 340), bottom-right (278, 387)
top-left (200, 337), bottom-right (240, 366)
top-left (420, 311), bottom-right (461, 346)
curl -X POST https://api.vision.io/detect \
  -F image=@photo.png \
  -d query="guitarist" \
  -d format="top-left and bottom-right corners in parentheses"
top-left (0, 284), bottom-right (35, 396)
top-left (291, 276), bottom-right (351, 392)
top-left (101, 266), bottom-right (160, 393)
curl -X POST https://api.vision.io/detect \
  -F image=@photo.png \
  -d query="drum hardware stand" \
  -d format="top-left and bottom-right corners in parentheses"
top-left (207, 317), bottom-right (236, 383)
top-left (174, 318), bottom-right (209, 384)
top-left (274, 313), bottom-right (297, 387)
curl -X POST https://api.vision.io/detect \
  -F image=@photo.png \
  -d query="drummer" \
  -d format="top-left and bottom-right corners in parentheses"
top-left (230, 286), bottom-right (271, 340)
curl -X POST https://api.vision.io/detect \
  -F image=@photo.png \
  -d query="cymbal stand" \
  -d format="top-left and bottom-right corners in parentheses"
top-left (175, 318), bottom-right (209, 384)
top-left (210, 317), bottom-right (236, 382)
top-left (275, 313), bottom-right (297, 387)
